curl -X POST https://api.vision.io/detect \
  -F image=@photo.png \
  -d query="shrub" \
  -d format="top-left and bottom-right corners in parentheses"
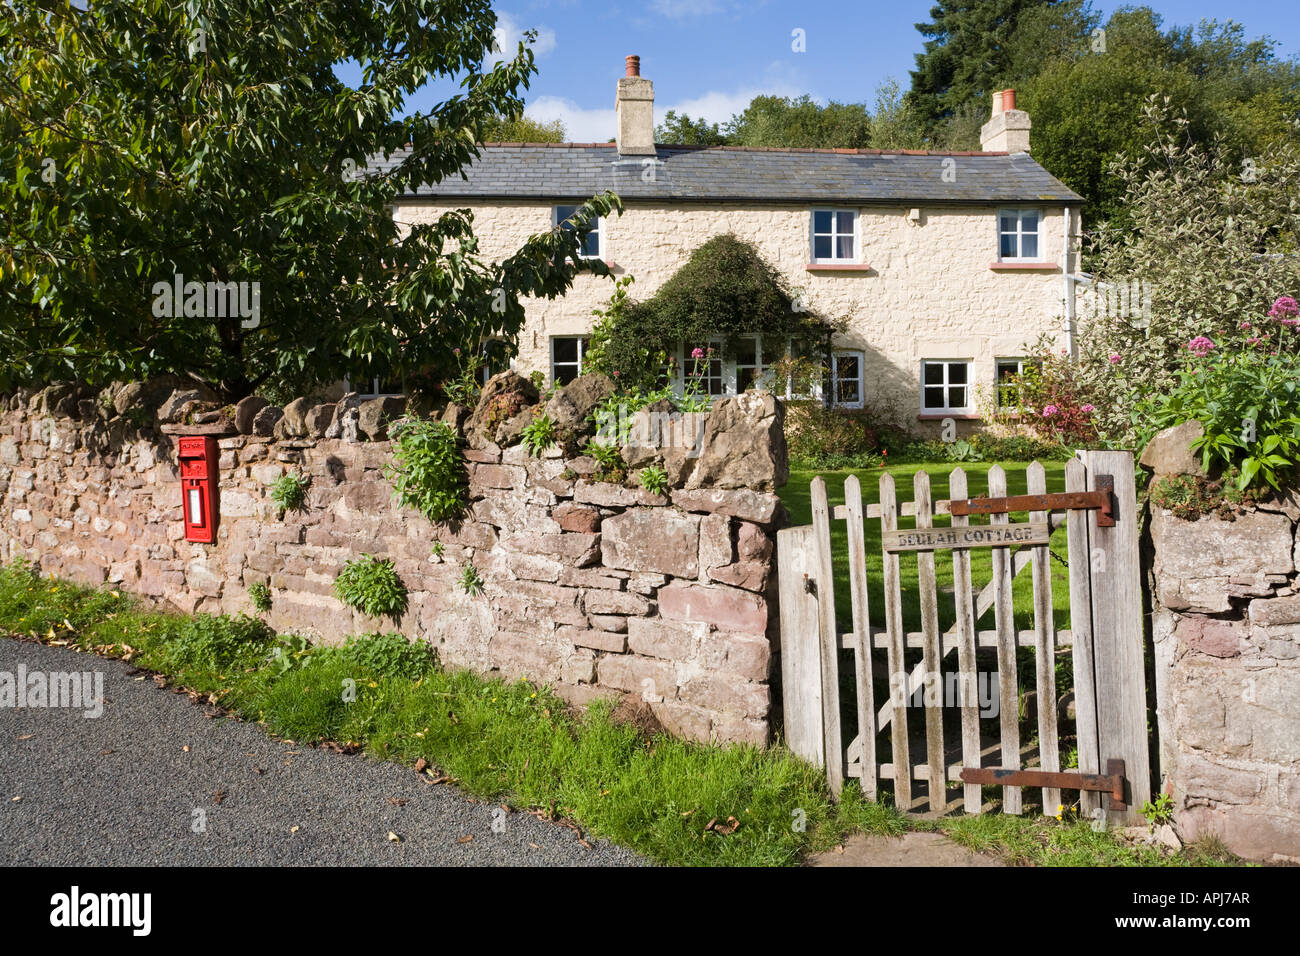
top-left (786, 402), bottom-right (878, 462)
top-left (248, 580), bottom-right (272, 614)
top-left (993, 335), bottom-right (1100, 448)
top-left (334, 555), bottom-right (408, 619)
top-left (1138, 312), bottom-right (1300, 491)
top-left (157, 613), bottom-right (276, 671)
top-left (334, 631), bottom-right (437, 680)
top-left (384, 417), bottom-right (467, 522)
top-left (269, 471), bottom-right (310, 513)
top-left (1148, 470), bottom-right (1252, 520)
top-left (639, 466), bottom-right (669, 495)
top-left (459, 564), bottom-right (484, 596)
top-left (520, 413), bottom-right (559, 456)
top-left (583, 439), bottom-right (627, 483)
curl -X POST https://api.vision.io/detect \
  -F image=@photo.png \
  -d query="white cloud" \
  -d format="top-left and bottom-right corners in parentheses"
top-left (489, 12), bottom-right (557, 66)
top-left (526, 79), bottom-right (805, 143)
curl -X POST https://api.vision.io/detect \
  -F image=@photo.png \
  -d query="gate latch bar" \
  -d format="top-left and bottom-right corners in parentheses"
top-left (959, 758), bottom-right (1127, 809)
top-left (948, 474), bottom-right (1115, 527)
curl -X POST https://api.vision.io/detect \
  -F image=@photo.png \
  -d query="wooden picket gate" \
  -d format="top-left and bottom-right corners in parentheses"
top-left (777, 450), bottom-right (1150, 823)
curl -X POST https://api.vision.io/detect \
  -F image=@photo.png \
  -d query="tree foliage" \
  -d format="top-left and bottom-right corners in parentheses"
top-left (481, 112), bottom-right (566, 143)
top-left (0, 0), bottom-right (617, 399)
top-left (584, 234), bottom-right (835, 389)
top-left (1077, 98), bottom-right (1300, 446)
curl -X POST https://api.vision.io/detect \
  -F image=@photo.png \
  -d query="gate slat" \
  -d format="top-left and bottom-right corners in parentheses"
top-left (1065, 458), bottom-right (1101, 816)
top-left (948, 467), bottom-right (982, 813)
top-left (988, 465), bottom-right (1022, 814)
top-left (810, 477), bottom-right (844, 799)
top-left (1027, 461), bottom-right (1060, 816)
top-left (913, 471), bottom-right (945, 813)
top-left (777, 525), bottom-right (825, 765)
top-left (843, 475), bottom-right (877, 801)
top-left (879, 473), bottom-right (912, 811)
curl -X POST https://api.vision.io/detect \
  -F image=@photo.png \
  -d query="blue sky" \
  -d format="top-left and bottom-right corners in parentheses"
top-left (414, 0), bottom-right (1300, 141)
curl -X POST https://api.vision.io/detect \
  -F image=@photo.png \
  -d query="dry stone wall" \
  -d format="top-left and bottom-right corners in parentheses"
top-left (0, 378), bottom-right (788, 747)
top-left (1147, 484), bottom-right (1300, 862)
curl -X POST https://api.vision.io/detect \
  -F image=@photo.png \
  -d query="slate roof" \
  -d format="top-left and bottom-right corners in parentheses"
top-left (374, 143), bottom-right (1083, 206)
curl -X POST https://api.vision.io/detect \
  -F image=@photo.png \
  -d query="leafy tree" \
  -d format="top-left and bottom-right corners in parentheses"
top-left (907, 0), bottom-right (1078, 133)
top-left (585, 234), bottom-right (835, 389)
top-left (655, 110), bottom-right (727, 146)
top-left (869, 78), bottom-right (928, 150)
top-left (481, 113), bottom-right (566, 143)
top-left (725, 95), bottom-right (873, 149)
top-left (1075, 98), bottom-right (1300, 446)
top-left (0, 0), bottom-right (617, 400)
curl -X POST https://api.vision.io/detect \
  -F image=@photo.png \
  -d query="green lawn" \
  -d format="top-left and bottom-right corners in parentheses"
top-left (783, 461), bottom-right (1072, 634)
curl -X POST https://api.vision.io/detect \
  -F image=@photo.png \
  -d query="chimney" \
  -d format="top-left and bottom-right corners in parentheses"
top-left (615, 54), bottom-right (655, 155)
top-left (980, 88), bottom-right (1030, 153)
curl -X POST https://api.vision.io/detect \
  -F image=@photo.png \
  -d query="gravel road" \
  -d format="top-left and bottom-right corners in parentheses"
top-left (0, 637), bottom-right (644, 866)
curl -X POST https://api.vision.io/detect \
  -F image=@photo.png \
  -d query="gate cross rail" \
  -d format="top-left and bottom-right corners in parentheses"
top-left (959, 759), bottom-right (1128, 810)
top-left (948, 474), bottom-right (1115, 527)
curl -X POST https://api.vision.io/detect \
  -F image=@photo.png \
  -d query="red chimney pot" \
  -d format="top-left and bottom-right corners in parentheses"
top-left (625, 55), bottom-right (641, 77)
top-left (1003, 88), bottom-right (1016, 111)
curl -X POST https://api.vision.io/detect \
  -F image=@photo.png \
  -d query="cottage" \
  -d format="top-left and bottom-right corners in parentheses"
top-left (380, 56), bottom-right (1084, 433)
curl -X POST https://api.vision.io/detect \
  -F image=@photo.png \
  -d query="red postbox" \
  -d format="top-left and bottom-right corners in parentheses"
top-left (178, 436), bottom-right (220, 543)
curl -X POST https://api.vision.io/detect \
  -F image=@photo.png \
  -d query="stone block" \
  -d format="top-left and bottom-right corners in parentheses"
top-left (658, 583), bottom-right (767, 633)
top-left (671, 487), bottom-right (781, 525)
top-left (626, 618), bottom-right (706, 660)
top-left (600, 509), bottom-right (700, 578)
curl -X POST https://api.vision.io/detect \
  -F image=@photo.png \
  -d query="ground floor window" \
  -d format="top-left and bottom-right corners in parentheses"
top-left (477, 339), bottom-right (512, 386)
top-left (995, 357), bottom-right (1025, 408)
top-left (551, 336), bottom-right (589, 386)
top-left (831, 351), bottom-right (864, 409)
top-left (344, 368), bottom-right (403, 397)
top-left (921, 359), bottom-right (972, 414)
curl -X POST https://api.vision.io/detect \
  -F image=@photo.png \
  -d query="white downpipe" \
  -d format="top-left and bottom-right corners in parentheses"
top-left (1064, 206), bottom-right (1078, 360)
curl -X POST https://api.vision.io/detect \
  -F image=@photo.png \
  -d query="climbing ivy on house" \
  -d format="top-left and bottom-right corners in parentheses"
top-left (583, 234), bottom-right (838, 390)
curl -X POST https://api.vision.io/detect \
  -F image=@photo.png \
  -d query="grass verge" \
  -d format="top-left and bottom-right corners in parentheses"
top-left (0, 559), bottom-right (1240, 867)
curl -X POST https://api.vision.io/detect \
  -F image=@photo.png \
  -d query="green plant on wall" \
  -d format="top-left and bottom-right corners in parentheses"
top-left (269, 472), bottom-right (310, 514)
top-left (459, 563), bottom-right (484, 596)
top-left (638, 466), bottom-right (668, 495)
top-left (583, 439), bottom-right (627, 483)
top-left (334, 554), bottom-right (408, 619)
top-left (520, 413), bottom-right (559, 457)
top-left (383, 417), bottom-right (467, 523)
top-left (248, 580), bottom-right (272, 614)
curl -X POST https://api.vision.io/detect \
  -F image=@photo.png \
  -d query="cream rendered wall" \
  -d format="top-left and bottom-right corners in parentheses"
top-left (395, 199), bottom-right (1072, 432)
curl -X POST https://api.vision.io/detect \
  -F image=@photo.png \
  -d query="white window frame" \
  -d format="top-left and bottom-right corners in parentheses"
top-left (996, 207), bottom-right (1043, 262)
top-left (831, 350), bottom-right (864, 409)
top-left (554, 205), bottom-right (603, 260)
top-left (921, 359), bottom-right (973, 415)
top-left (809, 208), bottom-right (859, 264)
top-left (677, 339), bottom-right (730, 397)
top-left (994, 357), bottom-right (1025, 408)
top-left (550, 335), bottom-right (588, 385)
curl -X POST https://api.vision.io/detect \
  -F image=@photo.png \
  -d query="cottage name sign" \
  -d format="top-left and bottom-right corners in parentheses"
top-left (883, 521), bottom-right (1049, 553)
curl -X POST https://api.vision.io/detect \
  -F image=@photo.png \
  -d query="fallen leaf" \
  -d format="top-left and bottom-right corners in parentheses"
top-left (421, 775), bottom-right (450, 786)
top-left (290, 825), bottom-right (300, 834)
top-left (99, 749), bottom-right (113, 756)
top-left (11, 796), bottom-right (21, 802)
top-left (252, 767), bottom-right (264, 775)
top-left (414, 757), bottom-right (428, 773)
top-left (182, 745), bottom-right (190, 752)
top-left (387, 798), bottom-right (408, 807)
top-left (704, 815), bottom-right (741, 836)
top-left (16, 734), bottom-right (34, 741)
top-left (528, 842), bottom-right (540, 849)
top-left (387, 831), bottom-right (402, 843)
top-left (448, 711), bottom-right (459, 724)
top-left (456, 835), bottom-right (474, 844)
top-left (213, 790), bottom-right (226, 805)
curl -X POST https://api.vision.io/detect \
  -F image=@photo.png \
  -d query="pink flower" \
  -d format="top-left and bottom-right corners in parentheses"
top-left (1108, 354), bottom-right (1121, 364)
top-left (1247, 337), bottom-right (1261, 345)
top-left (1268, 296), bottom-right (1299, 319)
top-left (1283, 319), bottom-right (1300, 327)
top-left (1240, 322), bottom-right (1252, 330)
top-left (612, 370), bottom-right (620, 377)
top-left (690, 347), bottom-right (705, 360)
top-left (1042, 405), bottom-right (1059, 417)
top-left (1187, 336), bottom-right (1216, 357)
top-left (453, 347), bottom-right (461, 356)
top-left (1080, 404), bottom-right (1095, 414)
